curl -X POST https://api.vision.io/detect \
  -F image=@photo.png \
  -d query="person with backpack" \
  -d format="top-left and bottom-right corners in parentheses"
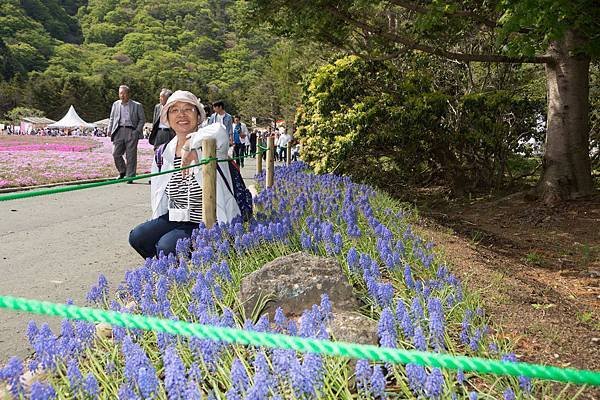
top-left (128, 90), bottom-right (242, 259)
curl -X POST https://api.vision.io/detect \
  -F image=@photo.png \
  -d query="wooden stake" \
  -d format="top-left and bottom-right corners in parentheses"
top-left (286, 142), bottom-right (292, 165)
top-left (202, 138), bottom-right (217, 228)
top-left (266, 136), bottom-right (275, 188)
top-left (257, 144), bottom-right (263, 174)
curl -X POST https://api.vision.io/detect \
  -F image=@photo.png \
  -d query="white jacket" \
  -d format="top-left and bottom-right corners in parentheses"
top-left (150, 123), bottom-right (241, 223)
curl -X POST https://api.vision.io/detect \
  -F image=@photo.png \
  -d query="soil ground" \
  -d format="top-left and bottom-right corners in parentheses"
top-left (409, 188), bottom-right (600, 398)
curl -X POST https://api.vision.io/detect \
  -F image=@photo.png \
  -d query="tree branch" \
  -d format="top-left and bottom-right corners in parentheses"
top-left (327, 6), bottom-right (552, 64)
top-left (387, 0), bottom-right (532, 34)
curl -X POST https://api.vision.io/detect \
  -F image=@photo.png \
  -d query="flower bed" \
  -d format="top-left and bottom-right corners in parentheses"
top-left (0, 136), bottom-right (154, 188)
top-left (0, 163), bottom-right (560, 399)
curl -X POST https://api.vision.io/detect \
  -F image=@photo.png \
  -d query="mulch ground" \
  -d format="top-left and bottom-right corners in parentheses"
top-left (408, 191), bottom-right (600, 398)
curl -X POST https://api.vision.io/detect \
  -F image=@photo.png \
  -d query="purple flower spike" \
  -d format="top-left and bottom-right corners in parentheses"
top-left (425, 368), bottom-right (444, 399)
top-left (370, 365), bottom-right (386, 398)
top-left (503, 388), bottom-right (516, 400)
top-left (29, 381), bottom-right (56, 400)
top-left (164, 346), bottom-right (187, 399)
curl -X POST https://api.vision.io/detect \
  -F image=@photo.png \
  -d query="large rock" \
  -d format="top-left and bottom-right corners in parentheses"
top-left (327, 311), bottom-right (379, 346)
top-left (239, 252), bottom-right (361, 318)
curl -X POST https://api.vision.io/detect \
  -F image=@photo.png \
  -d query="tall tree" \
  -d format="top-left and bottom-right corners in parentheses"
top-left (248, 0), bottom-right (600, 204)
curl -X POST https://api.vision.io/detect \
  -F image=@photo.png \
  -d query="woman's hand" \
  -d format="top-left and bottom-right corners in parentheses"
top-left (181, 139), bottom-right (198, 177)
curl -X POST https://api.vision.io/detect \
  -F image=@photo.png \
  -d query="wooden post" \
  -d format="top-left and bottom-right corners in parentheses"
top-left (286, 142), bottom-right (292, 165)
top-left (202, 138), bottom-right (217, 228)
top-left (266, 136), bottom-right (275, 188)
top-left (256, 144), bottom-right (263, 174)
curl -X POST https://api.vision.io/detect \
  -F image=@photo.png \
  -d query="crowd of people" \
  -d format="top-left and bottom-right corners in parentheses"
top-left (1, 126), bottom-right (109, 137)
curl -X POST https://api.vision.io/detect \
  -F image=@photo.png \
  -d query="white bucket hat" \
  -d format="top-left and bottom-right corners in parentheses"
top-left (160, 90), bottom-right (206, 126)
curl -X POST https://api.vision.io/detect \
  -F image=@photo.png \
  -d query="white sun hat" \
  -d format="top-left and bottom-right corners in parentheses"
top-left (160, 90), bottom-right (206, 126)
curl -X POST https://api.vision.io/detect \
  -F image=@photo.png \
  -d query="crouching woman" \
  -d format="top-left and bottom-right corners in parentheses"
top-left (129, 90), bottom-right (240, 259)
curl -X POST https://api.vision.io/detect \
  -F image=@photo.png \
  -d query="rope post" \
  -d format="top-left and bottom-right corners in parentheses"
top-left (257, 145), bottom-right (263, 174)
top-left (201, 138), bottom-right (217, 228)
top-left (286, 143), bottom-right (292, 166)
top-left (266, 136), bottom-right (275, 188)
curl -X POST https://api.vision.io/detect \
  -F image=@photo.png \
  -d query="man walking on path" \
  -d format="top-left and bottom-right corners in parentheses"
top-left (108, 85), bottom-right (145, 181)
top-left (208, 100), bottom-right (233, 144)
top-left (148, 88), bottom-right (174, 150)
top-left (232, 115), bottom-right (248, 167)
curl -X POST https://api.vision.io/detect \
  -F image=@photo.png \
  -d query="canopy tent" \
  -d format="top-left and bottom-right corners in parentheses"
top-left (19, 117), bottom-right (56, 134)
top-left (47, 106), bottom-right (95, 129)
top-left (93, 118), bottom-right (109, 128)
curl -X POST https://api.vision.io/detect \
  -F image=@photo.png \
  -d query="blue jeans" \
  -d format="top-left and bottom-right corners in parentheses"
top-left (129, 213), bottom-right (197, 259)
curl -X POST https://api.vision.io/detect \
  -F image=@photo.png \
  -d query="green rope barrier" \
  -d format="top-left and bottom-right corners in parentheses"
top-left (0, 156), bottom-right (226, 202)
top-left (1, 146), bottom-right (273, 202)
top-left (0, 295), bottom-right (598, 386)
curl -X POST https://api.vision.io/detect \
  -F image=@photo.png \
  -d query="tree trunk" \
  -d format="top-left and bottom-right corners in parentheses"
top-left (538, 30), bottom-right (592, 204)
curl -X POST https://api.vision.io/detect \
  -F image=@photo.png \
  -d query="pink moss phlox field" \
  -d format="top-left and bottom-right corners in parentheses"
top-left (0, 136), bottom-right (154, 188)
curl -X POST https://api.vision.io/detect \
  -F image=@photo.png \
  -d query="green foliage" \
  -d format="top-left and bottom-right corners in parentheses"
top-left (6, 106), bottom-right (45, 123)
top-left (297, 55), bottom-right (544, 193)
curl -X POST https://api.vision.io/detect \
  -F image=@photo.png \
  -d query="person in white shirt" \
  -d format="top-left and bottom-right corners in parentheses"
top-left (278, 131), bottom-right (292, 162)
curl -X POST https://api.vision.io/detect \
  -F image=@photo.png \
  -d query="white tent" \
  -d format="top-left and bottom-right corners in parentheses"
top-left (47, 105), bottom-right (95, 129)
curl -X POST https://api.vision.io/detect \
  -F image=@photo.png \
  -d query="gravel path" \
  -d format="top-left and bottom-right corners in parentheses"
top-left (0, 156), bottom-right (264, 363)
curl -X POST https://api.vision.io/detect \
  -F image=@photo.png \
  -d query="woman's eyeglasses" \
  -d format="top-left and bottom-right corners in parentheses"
top-left (169, 107), bottom-right (197, 116)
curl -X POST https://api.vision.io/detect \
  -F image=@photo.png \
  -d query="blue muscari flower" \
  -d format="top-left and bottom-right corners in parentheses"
top-left (469, 392), bottom-right (478, 400)
top-left (185, 381), bottom-right (202, 399)
top-left (302, 352), bottom-right (324, 391)
top-left (503, 388), bottom-right (516, 400)
top-left (83, 373), bottom-right (99, 398)
top-left (413, 326), bottom-right (427, 351)
top-left (26, 320), bottom-right (38, 345)
top-left (29, 381), bottom-right (56, 400)
top-left (67, 358), bottom-right (83, 391)
top-left (137, 366), bottom-right (159, 398)
top-left (118, 384), bottom-right (140, 400)
top-left (411, 297), bottom-right (424, 321)
top-left (0, 356), bottom-right (24, 397)
top-left (175, 237), bottom-right (191, 256)
top-left (501, 353), bottom-right (518, 363)
top-left (332, 232), bottom-right (343, 254)
top-left (164, 346), bottom-right (187, 399)
top-left (395, 301), bottom-right (414, 339)
top-left (274, 307), bottom-right (287, 332)
top-left (456, 369), bottom-right (464, 385)
top-left (519, 376), bottom-right (532, 393)
top-left (427, 297), bottom-right (445, 351)
top-left (469, 327), bottom-right (484, 352)
top-left (378, 308), bottom-right (397, 342)
top-left (230, 358), bottom-right (249, 392)
top-left (377, 282), bottom-right (394, 308)
top-left (289, 356), bottom-right (314, 398)
top-left (406, 363), bottom-right (426, 395)
top-left (489, 343), bottom-right (499, 353)
top-left (359, 253), bottom-right (372, 272)
top-left (404, 264), bottom-right (415, 289)
top-left (254, 314), bottom-right (270, 332)
top-left (300, 230), bottom-right (312, 250)
top-left (370, 365), bottom-right (386, 398)
top-left (460, 312), bottom-right (471, 346)
top-left (287, 320), bottom-right (298, 336)
top-left (355, 359), bottom-right (371, 392)
top-left (425, 368), bottom-right (444, 399)
top-left (320, 294), bottom-right (332, 322)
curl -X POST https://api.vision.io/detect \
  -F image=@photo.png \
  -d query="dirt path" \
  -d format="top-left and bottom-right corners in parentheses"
top-left (0, 156), bottom-right (262, 363)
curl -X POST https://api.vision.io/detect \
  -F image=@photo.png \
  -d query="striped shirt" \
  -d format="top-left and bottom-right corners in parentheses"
top-left (166, 157), bottom-right (203, 223)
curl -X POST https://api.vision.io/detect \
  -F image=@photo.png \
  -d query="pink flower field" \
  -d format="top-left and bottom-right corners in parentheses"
top-left (0, 136), bottom-right (154, 188)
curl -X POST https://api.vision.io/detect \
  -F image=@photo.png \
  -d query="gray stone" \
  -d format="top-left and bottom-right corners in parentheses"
top-left (238, 252), bottom-right (361, 318)
top-left (327, 311), bottom-right (379, 346)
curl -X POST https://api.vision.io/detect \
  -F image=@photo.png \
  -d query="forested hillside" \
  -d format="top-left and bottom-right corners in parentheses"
top-left (0, 0), bottom-right (320, 123)
top-left (1, 0), bottom-right (598, 198)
